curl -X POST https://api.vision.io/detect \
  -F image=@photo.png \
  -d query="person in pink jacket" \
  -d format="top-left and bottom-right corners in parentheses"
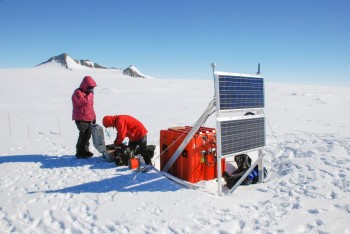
top-left (72, 76), bottom-right (97, 158)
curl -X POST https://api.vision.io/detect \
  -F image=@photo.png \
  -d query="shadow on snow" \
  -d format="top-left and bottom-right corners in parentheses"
top-left (0, 154), bottom-right (183, 193)
top-left (0, 154), bottom-right (116, 169)
top-left (43, 169), bottom-right (182, 194)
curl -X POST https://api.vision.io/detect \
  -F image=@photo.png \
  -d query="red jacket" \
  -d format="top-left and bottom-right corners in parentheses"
top-left (103, 115), bottom-right (148, 145)
top-left (72, 76), bottom-right (97, 121)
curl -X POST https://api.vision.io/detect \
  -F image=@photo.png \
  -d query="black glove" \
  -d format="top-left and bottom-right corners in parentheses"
top-left (87, 86), bottom-right (94, 93)
top-left (92, 119), bottom-right (96, 124)
top-left (106, 144), bottom-right (117, 150)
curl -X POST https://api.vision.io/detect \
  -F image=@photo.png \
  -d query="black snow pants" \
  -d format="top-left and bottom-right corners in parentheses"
top-left (75, 121), bottom-right (92, 153)
top-left (128, 135), bottom-right (152, 165)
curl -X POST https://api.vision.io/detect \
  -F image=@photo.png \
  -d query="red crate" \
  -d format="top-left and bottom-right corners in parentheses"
top-left (160, 126), bottom-right (225, 183)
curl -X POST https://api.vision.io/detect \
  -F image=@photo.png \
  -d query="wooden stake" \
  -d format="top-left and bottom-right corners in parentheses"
top-left (8, 112), bottom-right (12, 138)
top-left (57, 116), bottom-right (61, 137)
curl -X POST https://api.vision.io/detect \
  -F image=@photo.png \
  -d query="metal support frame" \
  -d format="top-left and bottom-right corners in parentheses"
top-left (214, 71), bottom-right (266, 196)
top-left (161, 171), bottom-right (201, 189)
top-left (162, 99), bottom-right (216, 172)
top-left (161, 65), bottom-right (266, 196)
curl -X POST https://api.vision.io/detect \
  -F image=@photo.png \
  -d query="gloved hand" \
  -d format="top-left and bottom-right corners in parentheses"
top-left (87, 86), bottom-right (94, 93)
top-left (106, 144), bottom-right (116, 150)
top-left (92, 119), bottom-right (96, 124)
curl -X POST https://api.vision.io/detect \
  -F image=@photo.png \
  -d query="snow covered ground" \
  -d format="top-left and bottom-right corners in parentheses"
top-left (0, 64), bottom-right (349, 233)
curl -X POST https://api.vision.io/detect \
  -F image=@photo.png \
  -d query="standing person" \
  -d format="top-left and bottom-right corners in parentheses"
top-left (102, 115), bottom-right (153, 165)
top-left (72, 76), bottom-right (97, 158)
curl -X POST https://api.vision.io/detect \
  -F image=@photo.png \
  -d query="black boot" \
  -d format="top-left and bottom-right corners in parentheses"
top-left (143, 145), bottom-right (155, 165)
top-left (76, 147), bottom-right (93, 159)
top-left (143, 156), bottom-right (152, 165)
top-left (83, 146), bottom-right (93, 157)
top-left (75, 147), bottom-right (86, 158)
top-left (142, 151), bottom-right (153, 165)
top-left (84, 150), bottom-right (93, 157)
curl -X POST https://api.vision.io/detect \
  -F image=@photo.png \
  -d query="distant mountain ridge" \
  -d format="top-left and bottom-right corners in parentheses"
top-left (37, 53), bottom-right (112, 69)
top-left (37, 53), bottom-right (150, 78)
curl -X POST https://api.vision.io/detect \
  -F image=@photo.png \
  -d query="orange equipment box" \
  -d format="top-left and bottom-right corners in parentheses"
top-left (128, 157), bottom-right (141, 170)
top-left (160, 126), bottom-right (225, 183)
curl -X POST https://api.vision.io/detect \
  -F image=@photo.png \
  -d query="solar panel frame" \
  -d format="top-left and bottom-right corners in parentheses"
top-left (219, 116), bottom-right (266, 157)
top-left (215, 72), bottom-right (264, 111)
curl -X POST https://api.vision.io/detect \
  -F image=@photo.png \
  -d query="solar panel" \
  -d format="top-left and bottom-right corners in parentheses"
top-left (220, 116), bottom-right (265, 156)
top-left (213, 70), bottom-right (266, 194)
top-left (217, 74), bottom-right (264, 110)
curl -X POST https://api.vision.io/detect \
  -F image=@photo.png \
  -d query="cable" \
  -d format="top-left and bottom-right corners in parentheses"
top-left (262, 109), bottom-right (280, 145)
top-left (132, 125), bottom-right (195, 179)
top-left (134, 109), bottom-right (216, 179)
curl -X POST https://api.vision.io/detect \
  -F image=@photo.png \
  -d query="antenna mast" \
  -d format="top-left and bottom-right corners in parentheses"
top-left (211, 62), bottom-right (217, 97)
top-left (256, 63), bottom-right (261, 75)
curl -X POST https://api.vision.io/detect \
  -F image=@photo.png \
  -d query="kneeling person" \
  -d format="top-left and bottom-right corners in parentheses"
top-left (102, 115), bottom-right (153, 165)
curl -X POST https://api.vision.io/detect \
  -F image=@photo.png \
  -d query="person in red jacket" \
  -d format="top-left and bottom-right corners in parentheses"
top-left (102, 115), bottom-right (153, 165)
top-left (72, 76), bottom-right (97, 158)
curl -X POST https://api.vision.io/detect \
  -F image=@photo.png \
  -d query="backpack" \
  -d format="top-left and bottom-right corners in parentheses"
top-left (223, 154), bottom-right (267, 189)
top-left (114, 146), bottom-right (133, 166)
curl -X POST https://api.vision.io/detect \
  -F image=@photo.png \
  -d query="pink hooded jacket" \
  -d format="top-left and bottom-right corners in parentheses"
top-left (72, 76), bottom-right (97, 121)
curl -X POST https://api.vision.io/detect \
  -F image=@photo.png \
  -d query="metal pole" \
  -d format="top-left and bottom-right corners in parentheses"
top-left (212, 64), bottom-right (224, 195)
top-left (216, 120), bottom-right (223, 195)
top-left (258, 148), bottom-right (264, 182)
top-left (211, 63), bottom-right (216, 98)
top-left (162, 99), bottom-right (216, 172)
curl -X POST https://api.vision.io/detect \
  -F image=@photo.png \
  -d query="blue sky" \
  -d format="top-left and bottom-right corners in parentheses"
top-left (0, 0), bottom-right (349, 85)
